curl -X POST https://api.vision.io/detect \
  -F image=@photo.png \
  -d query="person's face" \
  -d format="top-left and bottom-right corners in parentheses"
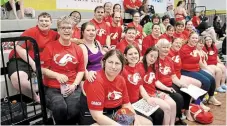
top-left (166, 27), bottom-right (174, 36)
top-left (133, 13), bottom-right (140, 23)
top-left (125, 48), bottom-right (139, 65)
top-left (146, 50), bottom-right (158, 66)
top-left (125, 29), bottom-right (136, 42)
top-left (113, 5), bottom-right (121, 12)
top-left (152, 25), bottom-right (161, 36)
top-left (159, 43), bottom-right (171, 57)
top-left (83, 24), bottom-right (96, 41)
top-left (205, 37), bottom-right (212, 47)
top-left (188, 33), bottom-right (199, 47)
top-left (104, 54), bottom-right (122, 77)
top-left (176, 25), bottom-right (184, 32)
top-left (113, 12), bottom-right (121, 24)
top-left (186, 21), bottom-right (193, 30)
top-left (94, 8), bottom-right (104, 20)
top-left (153, 17), bottom-right (160, 24)
top-left (196, 40), bottom-right (204, 50)
top-left (104, 3), bottom-right (112, 13)
top-left (59, 23), bottom-right (73, 41)
top-left (70, 12), bottom-right (81, 25)
top-left (172, 38), bottom-right (182, 51)
top-left (37, 16), bottom-right (52, 32)
top-left (163, 18), bottom-right (170, 26)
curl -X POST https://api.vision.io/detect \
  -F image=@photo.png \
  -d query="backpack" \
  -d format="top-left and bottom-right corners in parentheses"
top-left (189, 104), bottom-right (213, 124)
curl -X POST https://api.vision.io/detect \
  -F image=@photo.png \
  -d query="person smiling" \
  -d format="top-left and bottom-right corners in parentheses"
top-left (7, 12), bottom-right (59, 103)
top-left (41, 16), bottom-right (85, 125)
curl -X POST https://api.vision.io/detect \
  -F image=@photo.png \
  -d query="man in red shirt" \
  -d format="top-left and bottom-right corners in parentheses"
top-left (123, 0), bottom-right (140, 15)
top-left (142, 24), bottom-right (160, 55)
top-left (7, 12), bottom-right (59, 103)
top-left (90, 6), bottom-right (111, 51)
top-left (116, 27), bottom-right (140, 54)
top-left (109, 12), bottom-right (123, 47)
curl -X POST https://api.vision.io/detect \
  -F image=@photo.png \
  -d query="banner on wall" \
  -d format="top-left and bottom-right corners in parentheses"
top-left (56, 0), bottom-right (105, 10)
top-left (148, 0), bottom-right (174, 14)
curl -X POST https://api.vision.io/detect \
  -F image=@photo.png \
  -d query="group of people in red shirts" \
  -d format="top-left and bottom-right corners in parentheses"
top-left (7, 0), bottom-right (226, 125)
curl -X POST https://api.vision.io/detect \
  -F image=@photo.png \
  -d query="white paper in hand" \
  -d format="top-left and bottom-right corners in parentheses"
top-left (180, 84), bottom-right (207, 100)
top-left (132, 99), bottom-right (159, 117)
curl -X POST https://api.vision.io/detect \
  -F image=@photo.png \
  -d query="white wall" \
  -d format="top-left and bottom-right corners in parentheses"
top-left (194, 0), bottom-right (226, 11)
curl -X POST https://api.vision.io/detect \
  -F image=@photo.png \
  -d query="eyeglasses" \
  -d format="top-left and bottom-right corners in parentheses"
top-left (60, 27), bottom-right (73, 31)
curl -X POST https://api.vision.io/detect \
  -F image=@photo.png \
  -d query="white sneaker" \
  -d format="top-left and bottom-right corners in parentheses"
top-left (200, 102), bottom-right (210, 112)
top-left (208, 96), bottom-right (222, 106)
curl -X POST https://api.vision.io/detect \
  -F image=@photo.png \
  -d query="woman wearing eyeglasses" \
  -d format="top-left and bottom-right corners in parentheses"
top-left (41, 16), bottom-right (85, 125)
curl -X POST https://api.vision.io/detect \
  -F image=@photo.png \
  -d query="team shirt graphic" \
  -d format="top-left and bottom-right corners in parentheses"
top-left (54, 54), bottom-right (77, 66)
top-left (127, 73), bottom-right (141, 85)
top-left (143, 72), bottom-right (156, 84)
top-left (107, 91), bottom-right (122, 100)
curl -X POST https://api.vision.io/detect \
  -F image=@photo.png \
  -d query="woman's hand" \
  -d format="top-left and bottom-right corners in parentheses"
top-left (167, 87), bottom-right (176, 93)
top-left (146, 97), bottom-right (157, 106)
top-left (86, 71), bottom-right (97, 82)
top-left (65, 84), bottom-right (77, 96)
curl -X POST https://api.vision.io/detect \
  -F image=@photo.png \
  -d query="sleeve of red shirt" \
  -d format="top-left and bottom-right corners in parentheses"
top-left (86, 79), bottom-right (105, 111)
top-left (41, 45), bottom-right (52, 68)
top-left (135, 0), bottom-right (142, 7)
top-left (75, 45), bottom-right (85, 72)
top-left (121, 77), bottom-right (130, 104)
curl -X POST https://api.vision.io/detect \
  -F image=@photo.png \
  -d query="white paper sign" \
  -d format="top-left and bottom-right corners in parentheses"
top-left (180, 84), bottom-right (207, 100)
top-left (132, 99), bottom-right (159, 117)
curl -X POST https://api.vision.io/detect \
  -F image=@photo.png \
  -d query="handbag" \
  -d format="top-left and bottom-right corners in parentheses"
top-left (1, 98), bottom-right (27, 125)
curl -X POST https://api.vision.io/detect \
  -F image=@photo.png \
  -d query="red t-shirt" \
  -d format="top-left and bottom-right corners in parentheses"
top-left (72, 26), bottom-right (81, 39)
top-left (168, 48), bottom-right (182, 79)
top-left (173, 32), bottom-right (187, 41)
top-left (127, 22), bottom-right (143, 40)
top-left (142, 35), bottom-right (159, 55)
top-left (135, 0), bottom-right (142, 7)
top-left (192, 16), bottom-right (200, 28)
top-left (182, 29), bottom-right (190, 39)
top-left (179, 44), bottom-right (200, 71)
top-left (90, 19), bottom-right (110, 46)
top-left (203, 46), bottom-right (218, 65)
top-left (84, 70), bottom-right (130, 110)
top-left (156, 57), bottom-right (174, 87)
top-left (123, 0), bottom-right (136, 10)
top-left (109, 23), bottom-right (122, 46)
top-left (116, 38), bottom-right (140, 54)
top-left (121, 64), bottom-right (142, 103)
top-left (103, 15), bottom-right (112, 23)
top-left (42, 40), bottom-right (85, 89)
top-left (138, 62), bottom-right (157, 96)
top-left (8, 26), bottom-right (59, 60)
top-left (109, 17), bottom-right (124, 26)
top-left (160, 33), bottom-right (173, 43)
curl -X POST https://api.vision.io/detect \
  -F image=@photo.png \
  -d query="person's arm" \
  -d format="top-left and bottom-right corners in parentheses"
top-left (90, 110), bottom-right (120, 125)
top-left (183, 8), bottom-right (187, 17)
top-left (139, 85), bottom-right (151, 101)
top-left (155, 80), bottom-right (175, 92)
top-left (71, 38), bottom-right (84, 45)
top-left (79, 44), bottom-right (89, 79)
top-left (171, 74), bottom-right (184, 87)
top-left (16, 45), bottom-right (36, 71)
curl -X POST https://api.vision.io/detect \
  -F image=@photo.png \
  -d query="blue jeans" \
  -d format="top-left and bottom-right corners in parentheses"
top-left (181, 69), bottom-right (216, 97)
top-left (45, 86), bottom-right (81, 125)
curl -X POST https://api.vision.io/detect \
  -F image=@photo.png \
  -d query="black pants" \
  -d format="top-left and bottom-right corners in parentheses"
top-left (157, 85), bottom-right (184, 118)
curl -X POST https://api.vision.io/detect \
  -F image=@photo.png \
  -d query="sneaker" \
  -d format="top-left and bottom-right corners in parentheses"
top-left (221, 84), bottom-right (227, 90)
top-left (175, 119), bottom-right (187, 125)
top-left (200, 102), bottom-right (210, 112)
top-left (208, 96), bottom-right (222, 106)
top-left (181, 113), bottom-right (186, 120)
top-left (216, 86), bottom-right (226, 93)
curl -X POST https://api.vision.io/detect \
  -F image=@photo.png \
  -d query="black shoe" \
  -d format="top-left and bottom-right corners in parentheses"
top-left (175, 119), bottom-right (187, 125)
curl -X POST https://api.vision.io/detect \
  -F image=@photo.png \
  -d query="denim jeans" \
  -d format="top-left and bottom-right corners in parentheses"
top-left (181, 69), bottom-right (216, 97)
top-left (45, 86), bottom-right (81, 125)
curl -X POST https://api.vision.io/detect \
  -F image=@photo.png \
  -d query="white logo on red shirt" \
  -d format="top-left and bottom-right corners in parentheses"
top-left (136, 30), bottom-right (140, 36)
top-left (144, 72), bottom-right (156, 84)
top-left (96, 29), bottom-right (106, 36)
top-left (209, 51), bottom-right (214, 55)
top-left (107, 91), bottom-right (122, 100)
top-left (172, 55), bottom-right (180, 63)
top-left (190, 50), bottom-right (198, 57)
top-left (54, 54), bottom-right (77, 66)
top-left (159, 65), bottom-right (171, 75)
top-left (127, 73), bottom-right (141, 85)
top-left (91, 101), bottom-right (102, 106)
top-left (110, 32), bottom-right (119, 40)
